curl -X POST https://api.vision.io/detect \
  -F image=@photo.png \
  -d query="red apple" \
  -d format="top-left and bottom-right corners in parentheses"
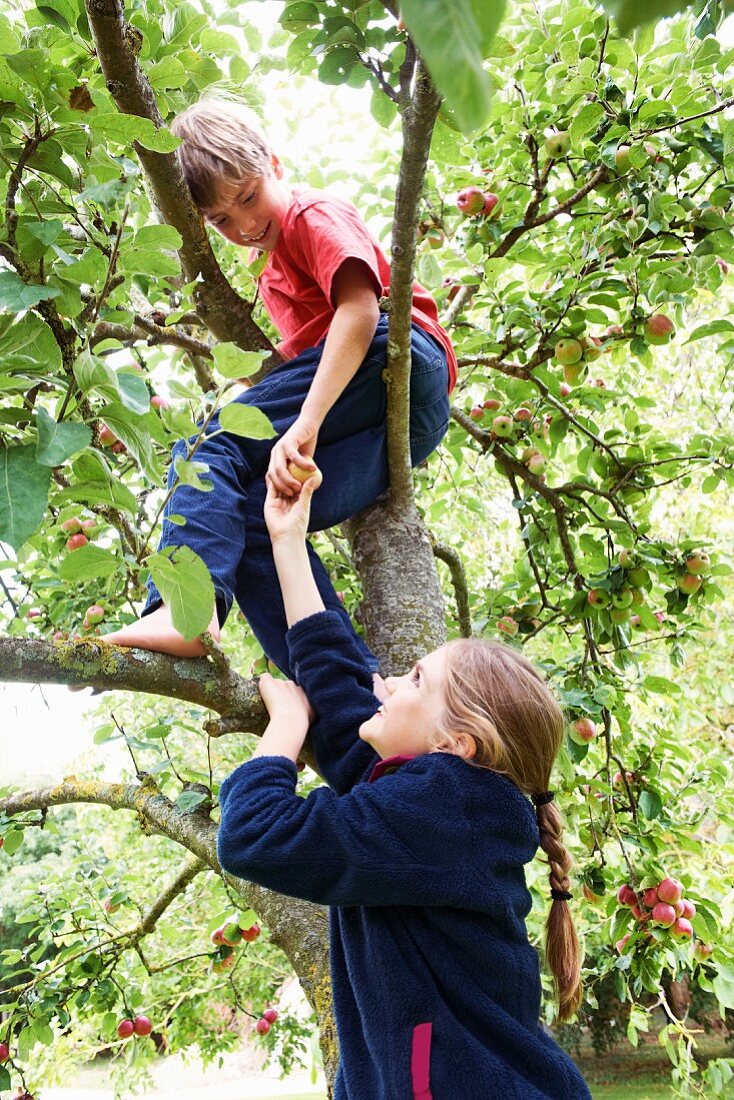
top-left (470, 405), bottom-right (485, 420)
top-left (256, 1018), bottom-right (271, 1035)
top-left (715, 257), bottom-right (730, 276)
top-left (211, 927), bottom-right (226, 946)
top-left (211, 952), bottom-right (236, 973)
top-left (483, 193), bottom-right (499, 217)
top-left (456, 187), bottom-right (486, 217)
top-left (61, 516), bottom-right (82, 534)
top-left (262, 1008), bottom-right (278, 1024)
top-left (240, 924), bottom-right (261, 942)
top-left (684, 550), bottom-right (710, 576)
top-left (694, 943), bottom-right (713, 961)
top-left (681, 899), bottom-right (696, 920)
top-left (651, 902), bottom-right (677, 927)
top-left (81, 519), bottom-right (97, 534)
top-left (559, 382), bottom-right (572, 397)
top-left (617, 884), bottom-right (637, 907)
top-left (615, 932), bottom-right (632, 954)
top-left (672, 917), bottom-right (693, 938)
top-left (84, 605), bottom-right (105, 627)
top-left (150, 395), bottom-right (169, 411)
top-left (483, 397), bottom-right (502, 410)
top-left (678, 573), bottom-right (702, 595)
top-left (571, 717), bottom-right (596, 743)
top-left (133, 1015), bottom-right (152, 1037)
top-left (514, 406), bottom-right (533, 421)
top-left (98, 423), bottom-right (117, 447)
top-left (66, 533), bottom-right (88, 552)
top-left (642, 888), bottom-right (659, 908)
top-left (657, 877), bottom-right (683, 904)
top-left (103, 895), bottom-right (120, 914)
top-left (497, 616), bottom-right (519, 637)
top-left (644, 314), bottom-right (675, 346)
top-left (117, 1019), bottom-right (134, 1039)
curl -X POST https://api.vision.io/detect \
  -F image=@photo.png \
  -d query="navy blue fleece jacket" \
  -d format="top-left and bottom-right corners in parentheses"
top-left (218, 611), bottom-right (591, 1100)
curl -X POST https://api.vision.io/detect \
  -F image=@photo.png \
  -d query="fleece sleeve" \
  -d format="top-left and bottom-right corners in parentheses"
top-left (286, 611), bottom-right (379, 794)
top-left (217, 756), bottom-right (467, 909)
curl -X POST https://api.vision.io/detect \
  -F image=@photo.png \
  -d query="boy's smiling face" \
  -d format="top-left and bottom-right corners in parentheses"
top-left (204, 154), bottom-right (291, 252)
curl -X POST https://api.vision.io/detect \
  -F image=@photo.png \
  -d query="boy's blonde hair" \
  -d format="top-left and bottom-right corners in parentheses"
top-left (170, 98), bottom-right (273, 210)
top-left (436, 638), bottom-right (582, 1023)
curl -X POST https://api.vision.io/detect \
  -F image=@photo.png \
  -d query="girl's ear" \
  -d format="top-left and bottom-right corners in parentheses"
top-left (271, 153), bottom-right (284, 179)
top-left (455, 733), bottom-right (477, 760)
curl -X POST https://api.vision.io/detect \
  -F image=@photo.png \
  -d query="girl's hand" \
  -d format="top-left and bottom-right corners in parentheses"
top-left (258, 673), bottom-right (314, 726)
top-left (264, 470), bottom-right (320, 544)
top-left (268, 415), bottom-right (320, 497)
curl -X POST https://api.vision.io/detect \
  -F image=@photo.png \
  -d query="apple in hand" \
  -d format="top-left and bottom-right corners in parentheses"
top-left (287, 461), bottom-right (322, 487)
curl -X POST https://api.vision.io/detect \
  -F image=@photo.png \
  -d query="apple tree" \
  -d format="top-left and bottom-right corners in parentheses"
top-left (1, 0), bottom-right (734, 1096)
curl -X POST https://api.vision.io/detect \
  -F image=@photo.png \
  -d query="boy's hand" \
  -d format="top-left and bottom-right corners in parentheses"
top-left (264, 470), bottom-right (320, 544)
top-left (268, 415), bottom-right (320, 496)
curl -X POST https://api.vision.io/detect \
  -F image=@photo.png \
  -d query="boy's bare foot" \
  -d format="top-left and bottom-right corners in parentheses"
top-left (101, 604), bottom-right (220, 658)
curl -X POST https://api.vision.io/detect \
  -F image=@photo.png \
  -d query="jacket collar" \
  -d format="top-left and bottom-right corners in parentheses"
top-left (367, 754), bottom-right (417, 784)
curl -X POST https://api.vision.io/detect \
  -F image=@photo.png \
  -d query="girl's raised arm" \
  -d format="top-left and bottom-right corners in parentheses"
top-left (265, 474), bottom-right (379, 792)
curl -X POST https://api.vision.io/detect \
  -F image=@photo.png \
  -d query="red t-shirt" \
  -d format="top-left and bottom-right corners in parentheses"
top-left (257, 189), bottom-right (457, 392)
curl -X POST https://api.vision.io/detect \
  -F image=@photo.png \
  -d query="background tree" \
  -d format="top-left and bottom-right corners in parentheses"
top-left (1, 0), bottom-right (733, 1096)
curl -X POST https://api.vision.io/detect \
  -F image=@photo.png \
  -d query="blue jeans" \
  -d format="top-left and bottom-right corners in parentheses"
top-left (144, 315), bottom-right (450, 675)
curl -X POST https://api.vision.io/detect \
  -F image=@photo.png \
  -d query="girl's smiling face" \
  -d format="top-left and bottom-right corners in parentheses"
top-left (203, 155), bottom-right (291, 252)
top-left (358, 647), bottom-right (450, 760)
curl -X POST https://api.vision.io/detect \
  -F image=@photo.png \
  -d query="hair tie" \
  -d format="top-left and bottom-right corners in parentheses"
top-left (550, 889), bottom-right (572, 902)
top-left (532, 790), bottom-right (555, 806)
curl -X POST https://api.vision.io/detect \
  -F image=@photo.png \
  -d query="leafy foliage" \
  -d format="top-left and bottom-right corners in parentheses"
top-left (0, 0), bottom-right (733, 1094)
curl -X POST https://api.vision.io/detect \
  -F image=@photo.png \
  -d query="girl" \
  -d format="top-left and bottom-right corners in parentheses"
top-left (217, 473), bottom-right (591, 1100)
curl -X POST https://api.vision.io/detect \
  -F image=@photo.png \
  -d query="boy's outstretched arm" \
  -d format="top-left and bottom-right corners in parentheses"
top-left (267, 259), bottom-right (379, 497)
top-left (264, 477), bottom-right (379, 793)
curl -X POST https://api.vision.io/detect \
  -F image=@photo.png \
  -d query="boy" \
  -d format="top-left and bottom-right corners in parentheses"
top-left (105, 97), bottom-right (457, 677)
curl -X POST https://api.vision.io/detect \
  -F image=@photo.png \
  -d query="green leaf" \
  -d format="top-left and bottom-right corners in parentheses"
top-left (147, 56), bottom-right (187, 89)
top-left (685, 320), bottom-right (734, 343)
top-left (58, 545), bottom-right (119, 581)
top-left (211, 342), bottom-right (268, 379)
top-left (639, 789), bottom-right (663, 820)
top-left (218, 404), bottom-right (276, 440)
top-left (569, 102), bottom-right (605, 147)
top-left (0, 271), bottom-right (61, 313)
top-left (642, 674), bottom-right (682, 695)
top-left (599, 0), bottom-right (696, 34)
top-left (0, 1066), bottom-right (10, 1089)
top-left (91, 111), bottom-right (181, 153)
top-left (0, 446), bottom-right (51, 550)
top-left (175, 789), bottom-right (209, 812)
top-left (400, 0), bottom-right (504, 133)
top-left (2, 829), bottom-right (24, 856)
top-left (173, 454), bottom-right (213, 492)
top-left (35, 407), bottom-right (92, 467)
top-left (117, 370), bottom-right (151, 415)
top-left (99, 402), bottom-right (162, 486)
top-left (713, 964), bottom-right (734, 1011)
top-left (146, 546), bottom-right (215, 641)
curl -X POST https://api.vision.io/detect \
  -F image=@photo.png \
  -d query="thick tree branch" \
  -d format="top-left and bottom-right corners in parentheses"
top-left (84, 0), bottom-right (278, 363)
top-left (432, 543), bottom-right (471, 637)
top-left (137, 854), bottom-right (205, 936)
top-left (0, 636), bottom-right (266, 733)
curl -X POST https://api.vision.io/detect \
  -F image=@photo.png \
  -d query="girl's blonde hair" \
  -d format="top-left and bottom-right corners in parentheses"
top-left (170, 98), bottom-right (273, 211)
top-left (435, 638), bottom-right (582, 1023)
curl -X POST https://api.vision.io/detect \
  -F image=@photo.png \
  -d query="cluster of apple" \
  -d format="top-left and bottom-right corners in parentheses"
top-left (497, 599), bottom-right (542, 639)
top-left (59, 514), bottom-right (98, 553)
top-left (468, 399), bottom-right (551, 465)
top-left (553, 334), bottom-right (605, 386)
top-left (255, 1007), bottom-right (279, 1036)
top-left (116, 1014), bottom-right (152, 1040)
top-left (677, 549), bottom-right (710, 597)
top-left (615, 876), bottom-right (698, 953)
top-left (455, 186), bottom-right (499, 219)
top-left (210, 916), bottom-right (261, 973)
